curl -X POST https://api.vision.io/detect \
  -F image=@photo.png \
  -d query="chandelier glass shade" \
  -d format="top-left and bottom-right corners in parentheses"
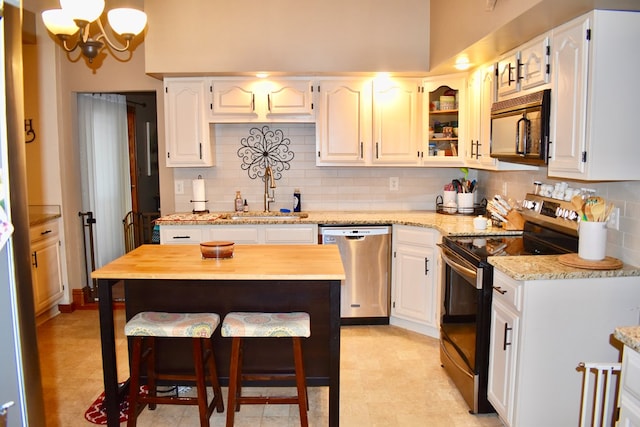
top-left (42, 0), bottom-right (147, 63)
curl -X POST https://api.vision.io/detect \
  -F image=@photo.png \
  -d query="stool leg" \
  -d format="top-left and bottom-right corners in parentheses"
top-left (292, 337), bottom-right (309, 427)
top-left (204, 337), bottom-right (225, 413)
top-left (226, 337), bottom-right (243, 427)
top-left (192, 338), bottom-right (211, 427)
top-left (127, 337), bottom-right (143, 427)
top-left (146, 337), bottom-right (157, 410)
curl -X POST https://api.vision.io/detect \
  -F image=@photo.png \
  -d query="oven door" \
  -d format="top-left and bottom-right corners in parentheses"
top-left (438, 243), bottom-right (488, 413)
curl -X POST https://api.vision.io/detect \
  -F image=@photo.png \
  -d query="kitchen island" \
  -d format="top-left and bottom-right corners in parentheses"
top-left (92, 244), bottom-right (345, 427)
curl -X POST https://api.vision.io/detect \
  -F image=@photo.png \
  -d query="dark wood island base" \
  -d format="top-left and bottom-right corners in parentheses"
top-left (93, 244), bottom-right (345, 427)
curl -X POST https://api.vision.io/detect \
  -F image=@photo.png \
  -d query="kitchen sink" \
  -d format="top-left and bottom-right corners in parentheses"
top-left (222, 212), bottom-right (308, 221)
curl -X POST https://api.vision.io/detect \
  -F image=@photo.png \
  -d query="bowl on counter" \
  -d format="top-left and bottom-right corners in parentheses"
top-left (200, 241), bottom-right (234, 259)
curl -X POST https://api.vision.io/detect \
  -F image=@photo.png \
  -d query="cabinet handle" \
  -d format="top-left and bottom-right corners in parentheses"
top-left (470, 140), bottom-right (476, 158)
top-left (360, 142), bottom-right (363, 159)
top-left (199, 143), bottom-right (203, 159)
top-left (476, 141), bottom-right (482, 158)
top-left (40, 229), bottom-right (52, 236)
top-left (172, 236), bottom-right (192, 239)
top-left (32, 251), bottom-right (38, 268)
top-left (375, 142), bottom-right (379, 159)
top-left (251, 94), bottom-right (255, 112)
top-left (493, 286), bottom-right (507, 294)
top-left (267, 94), bottom-right (271, 112)
top-left (503, 322), bottom-right (513, 351)
top-left (508, 63), bottom-right (515, 85)
top-left (424, 257), bottom-right (429, 275)
top-left (517, 59), bottom-right (524, 81)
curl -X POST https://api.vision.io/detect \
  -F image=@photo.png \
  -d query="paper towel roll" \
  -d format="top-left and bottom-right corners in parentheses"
top-left (192, 179), bottom-right (206, 212)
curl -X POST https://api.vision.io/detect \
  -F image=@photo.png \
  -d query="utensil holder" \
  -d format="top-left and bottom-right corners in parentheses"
top-left (457, 193), bottom-right (474, 213)
top-left (578, 221), bottom-right (607, 261)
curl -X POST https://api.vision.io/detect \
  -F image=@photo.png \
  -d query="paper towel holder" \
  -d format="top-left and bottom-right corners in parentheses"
top-left (191, 175), bottom-right (209, 214)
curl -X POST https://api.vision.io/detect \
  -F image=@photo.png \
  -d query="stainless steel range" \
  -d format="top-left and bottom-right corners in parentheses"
top-left (437, 194), bottom-right (581, 414)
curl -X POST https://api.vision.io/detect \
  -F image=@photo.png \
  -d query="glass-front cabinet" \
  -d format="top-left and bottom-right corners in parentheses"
top-left (422, 75), bottom-right (466, 166)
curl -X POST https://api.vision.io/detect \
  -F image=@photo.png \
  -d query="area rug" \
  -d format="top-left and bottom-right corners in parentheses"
top-left (84, 384), bottom-right (148, 425)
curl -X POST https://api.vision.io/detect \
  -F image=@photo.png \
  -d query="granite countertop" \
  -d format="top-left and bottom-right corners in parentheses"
top-left (155, 210), bottom-right (522, 237)
top-left (29, 205), bottom-right (61, 226)
top-left (614, 326), bottom-right (640, 354)
top-left (488, 255), bottom-right (640, 280)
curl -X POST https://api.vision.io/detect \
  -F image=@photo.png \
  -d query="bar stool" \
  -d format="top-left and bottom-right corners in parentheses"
top-left (221, 312), bottom-right (311, 427)
top-left (124, 312), bottom-right (225, 427)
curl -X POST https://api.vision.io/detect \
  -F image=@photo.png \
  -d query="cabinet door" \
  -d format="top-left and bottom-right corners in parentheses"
top-left (519, 35), bottom-right (550, 92)
top-left (209, 226), bottom-right (260, 244)
top-left (548, 16), bottom-right (589, 175)
top-left (423, 75), bottom-right (465, 165)
top-left (392, 241), bottom-right (436, 327)
top-left (316, 80), bottom-right (371, 165)
top-left (466, 66), bottom-right (496, 168)
top-left (264, 225), bottom-right (318, 244)
top-left (164, 78), bottom-right (213, 167)
top-left (496, 52), bottom-right (519, 99)
top-left (488, 298), bottom-right (520, 427)
top-left (31, 240), bottom-right (63, 314)
top-left (267, 80), bottom-right (314, 117)
top-left (210, 80), bottom-right (257, 116)
top-left (373, 79), bottom-right (421, 165)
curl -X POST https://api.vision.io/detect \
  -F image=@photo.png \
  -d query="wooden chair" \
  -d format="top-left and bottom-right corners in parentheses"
top-left (221, 312), bottom-right (310, 427)
top-left (124, 312), bottom-right (225, 427)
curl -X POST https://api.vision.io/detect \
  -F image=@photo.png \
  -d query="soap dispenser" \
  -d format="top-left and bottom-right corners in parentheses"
top-left (234, 191), bottom-right (243, 212)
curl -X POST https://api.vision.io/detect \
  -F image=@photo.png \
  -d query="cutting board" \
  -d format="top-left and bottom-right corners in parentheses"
top-left (558, 253), bottom-right (623, 270)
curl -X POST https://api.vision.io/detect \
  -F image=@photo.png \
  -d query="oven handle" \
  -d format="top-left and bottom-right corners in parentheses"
top-left (437, 243), bottom-right (479, 288)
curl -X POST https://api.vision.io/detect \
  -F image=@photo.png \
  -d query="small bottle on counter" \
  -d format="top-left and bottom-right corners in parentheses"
top-left (243, 199), bottom-right (249, 212)
top-left (293, 189), bottom-right (301, 212)
top-left (234, 191), bottom-right (243, 212)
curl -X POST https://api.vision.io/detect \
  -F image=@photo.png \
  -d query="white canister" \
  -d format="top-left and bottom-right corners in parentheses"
top-left (457, 192), bottom-right (474, 213)
top-left (578, 221), bottom-right (607, 261)
top-left (473, 215), bottom-right (487, 230)
top-left (443, 190), bottom-right (457, 205)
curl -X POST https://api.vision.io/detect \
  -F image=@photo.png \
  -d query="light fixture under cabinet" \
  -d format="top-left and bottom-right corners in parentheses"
top-left (42, 0), bottom-right (147, 63)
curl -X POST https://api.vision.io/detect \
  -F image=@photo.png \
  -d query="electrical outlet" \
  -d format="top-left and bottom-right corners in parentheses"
top-left (607, 207), bottom-right (620, 230)
top-left (174, 180), bottom-right (184, 194)
top-left (389, 177), bottom-right (399, 191)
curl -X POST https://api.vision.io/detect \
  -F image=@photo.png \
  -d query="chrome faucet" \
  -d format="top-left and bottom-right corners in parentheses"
top-left (263, 166), bottom-right (276, 212)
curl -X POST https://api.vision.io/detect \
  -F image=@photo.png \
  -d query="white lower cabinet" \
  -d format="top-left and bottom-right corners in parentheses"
top-left (160, 224), bottom-right (318, 244)
top-left (30, 220), bottom-right (63, 315)
top-left (618, 346), bottom-right (640, 427)
top-left (390, 225), bottom-right (439, 337)
top-left (488, 269), bottom-right (640, 427)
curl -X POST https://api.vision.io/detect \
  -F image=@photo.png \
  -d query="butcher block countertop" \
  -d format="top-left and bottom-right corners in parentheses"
top-left (91, 244), bottom-right (346, 281)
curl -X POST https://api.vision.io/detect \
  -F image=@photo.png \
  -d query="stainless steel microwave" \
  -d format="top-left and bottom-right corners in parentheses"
top-left (490, 89), bottom-right (550, 165)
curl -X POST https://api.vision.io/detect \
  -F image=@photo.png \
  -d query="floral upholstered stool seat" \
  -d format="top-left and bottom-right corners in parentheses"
top-left (221, 312), bottom-right (311, 427)
top-left (124, 312), bottom-right (225, 427)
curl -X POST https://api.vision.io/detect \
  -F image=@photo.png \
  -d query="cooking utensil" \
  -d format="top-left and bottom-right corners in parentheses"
top-left (571, 195), bottom-right (586, 221)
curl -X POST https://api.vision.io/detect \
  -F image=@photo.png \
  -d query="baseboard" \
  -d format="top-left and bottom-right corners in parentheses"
top-left (58, 302), bottom-right (76, 313)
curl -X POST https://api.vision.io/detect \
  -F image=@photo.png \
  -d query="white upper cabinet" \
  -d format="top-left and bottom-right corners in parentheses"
top-left (315, 79), bottom-right (372, 165)
top-left (208, 78), bottom-right (316, 122)
top-left (548, 10), bottom-right (640, 180)
top-left (164, 78), bottom-right (214, 167)
top-left (422, 74), bottom-right (466, 166)
top-left (372, 78), bottom-right (422, 165)
top-left (496, 33), bottom-right (550, 100)
top-left (467, 65), bottom-right (539, 171)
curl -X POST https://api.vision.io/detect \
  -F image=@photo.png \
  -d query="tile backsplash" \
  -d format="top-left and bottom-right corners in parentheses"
top-left (172, 123), bottom-right (640, 266)
top-left (173, 123), bottom-right (466, 213)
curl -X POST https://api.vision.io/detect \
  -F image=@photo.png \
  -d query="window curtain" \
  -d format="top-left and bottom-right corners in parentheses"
top-left (78, 93), bottom-right (131, 269)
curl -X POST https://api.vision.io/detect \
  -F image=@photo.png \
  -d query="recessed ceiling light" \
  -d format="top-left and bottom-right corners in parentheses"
top-left (454, 56), bottom-right (471, 70)
top-left (256, 72), bottom-right (269, 78)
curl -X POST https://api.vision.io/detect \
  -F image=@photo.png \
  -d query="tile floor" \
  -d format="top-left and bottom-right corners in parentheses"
top-left (37, 310), bottom-right (504, 426)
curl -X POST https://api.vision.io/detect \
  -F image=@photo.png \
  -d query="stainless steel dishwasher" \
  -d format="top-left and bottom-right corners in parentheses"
top-left (319, 225), bottom-right (391, 325)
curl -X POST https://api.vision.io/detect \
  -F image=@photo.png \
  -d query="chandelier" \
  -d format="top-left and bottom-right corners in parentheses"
top-left (42, 0), bottom-right (147, 63)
